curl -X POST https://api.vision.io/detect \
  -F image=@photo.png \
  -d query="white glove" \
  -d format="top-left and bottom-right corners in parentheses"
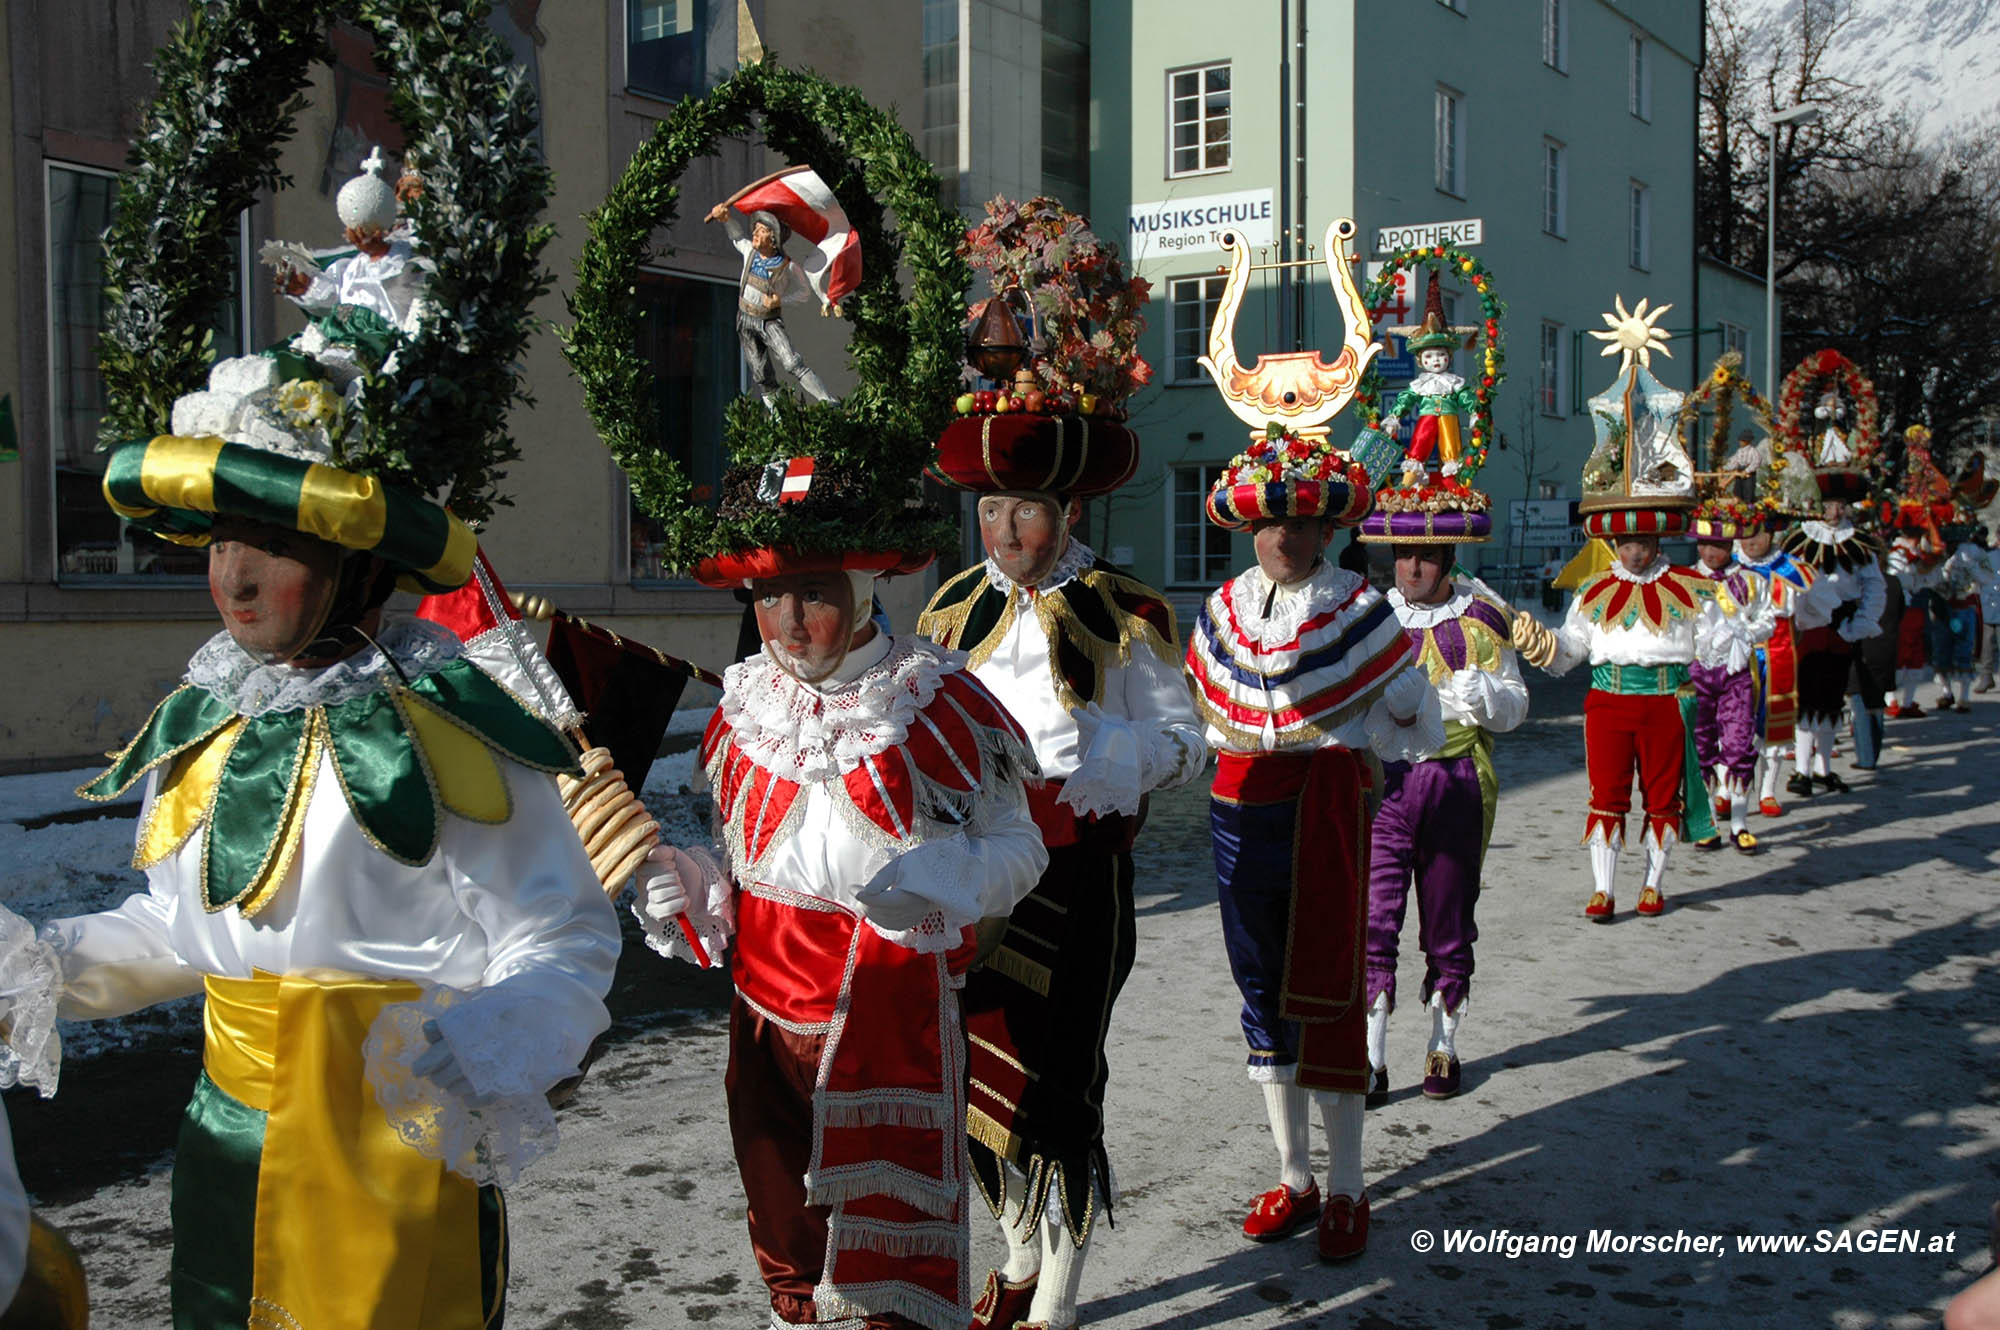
top-left (632, 844), bottom-right (690, 947)
top-left (852, 855), bottom-right (939, 932)
top-left (411, 1020), bottom-right (491, 1105)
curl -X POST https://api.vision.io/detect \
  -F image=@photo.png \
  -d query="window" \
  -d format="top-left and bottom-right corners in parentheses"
top-left (1629, 180), bottom-right (1651, 270)
top-left (921, 0), bottom-right (960, 208)
top-left (1720, 320), bottom-right (1749, 362)
top-left (1168, 62), bottom-right (1231, 177)
top-left (1628, 34), bottom-right (1651, 121)
top-left (1042, 1), bottom-right (1091, 202)
top-left (1541, 139), bottom-right (1567, 237)
top-left (628, 270), bottom-right (741, 582)
top-left (1437, 0), bottom-right (1466, 11)
top-left (627, 0), bottom-right (737, 103)
top-left (1539, 321), bottom-right (1565, 416)
top-left (1435, 86), bottom-right (1465, 197)
top-left (1167, 274), bottom-right (1227, 383)
top-left (50, 161), bottom-right (248, 579)
top-left (1172, 464), bottom-right (1233, 586)
top-left (1542, 0), bottom-right (1568, 72)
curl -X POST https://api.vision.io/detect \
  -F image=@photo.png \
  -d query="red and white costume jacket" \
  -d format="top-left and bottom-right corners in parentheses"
top-left (661, 634), bottom-right (1047, 1329)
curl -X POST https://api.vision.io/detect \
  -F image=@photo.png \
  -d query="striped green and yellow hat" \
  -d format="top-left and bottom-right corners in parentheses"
top-left (104, 434), bottom-right (476, 593)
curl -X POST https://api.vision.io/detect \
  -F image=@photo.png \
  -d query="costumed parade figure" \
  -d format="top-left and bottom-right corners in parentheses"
top-left (1885, 426), bottom-right (1953, 718)
top-left (1355, 285), bottom-right (1523, 1110)
top-left (1380, 271), bottom-right (1479, 473)
top-left (1777, 352), bottom-right (1887, 797)
top-left (1512, 298), bottom-right (1716, 920)
top-left (704, 163), bottom-right (861, 411)
top-left (1846, 513), bottom-right (1902, 772)
top-left (0, 110), bottom-right (619, 1330)
top-left (1672, 356), bottom-right (1779, 846)
top-left (564, 71), bottom-right (1048, 1330)
top-left (1686, 488), bottom-right (1776, 851)
top-left (1933, 526), bottom-right (1988, 712)
top-left (919, 198), bottom-right (1205, 1330)
top-left (1181, 222), bottom-right (1440, 1261)
top-left (1730, 442), bottom-right (1825, 816)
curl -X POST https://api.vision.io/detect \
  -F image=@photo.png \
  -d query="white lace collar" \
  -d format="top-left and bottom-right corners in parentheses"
top-left (1408, 369), bottom-right (1464, 395)
top-left (185, 615), bottom-right (463, 717)
top-left (1227, 560), bottom-right (1356, 648)
top-left (720, 635), bottom-right (958, 783)
top-left (1733, 546), bottom-right (1785, 571)
top-left (1802, 519), bottom-right (1854, 545)
top-left (1389, 582), bottom-right (1475, 629)
top-left (984, 537), bottom-right (1095, 595)
top-left (1607, 554), bottom-right (1671, 585)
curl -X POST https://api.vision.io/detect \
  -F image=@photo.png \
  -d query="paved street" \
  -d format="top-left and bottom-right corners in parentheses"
top-left (10, 676), bottom-right (1999, 1329)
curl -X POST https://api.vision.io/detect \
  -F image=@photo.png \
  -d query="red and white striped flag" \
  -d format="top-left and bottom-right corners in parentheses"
top-left (732, 165), bottom-right (862, 308)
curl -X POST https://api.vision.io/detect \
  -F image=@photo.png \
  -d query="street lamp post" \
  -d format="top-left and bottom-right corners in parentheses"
top-left (1763, 102), bottom-right (1822, 394)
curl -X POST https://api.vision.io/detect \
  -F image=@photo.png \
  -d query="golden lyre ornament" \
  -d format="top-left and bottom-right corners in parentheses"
top-left (1199, 218), bottom-right (1379, 442)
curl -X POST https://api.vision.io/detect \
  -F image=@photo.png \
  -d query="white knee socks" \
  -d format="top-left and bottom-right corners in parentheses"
top-left (1589, 838), bottom-right (1620, 901)
top-left (1366, 991), bottom-right (1390, 1072)
top-left (1028, 1206), bottom-right (1089, 1329)
top-left (1261, 1080), bottom-right (1314, 1192)
top-left (1428, 991), bottom-right (1463, 1059)
top-left (1794, 726), bottom-right (1816, 777)
top-left (1314, 1090), bottom-right (1366, 1199)
top-left (1643, 826), bottom-right (1674, 888)
top-left (998, 1163), bottom-right (1041, 1282)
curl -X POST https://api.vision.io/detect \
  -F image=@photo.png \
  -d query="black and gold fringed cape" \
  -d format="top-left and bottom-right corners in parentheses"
top-left (917, 558), bottom-right (1179, 711)
top-left (1783, 524), bottom-right (1886, 575)
top-left (78, 660), bottom-right (581, 917)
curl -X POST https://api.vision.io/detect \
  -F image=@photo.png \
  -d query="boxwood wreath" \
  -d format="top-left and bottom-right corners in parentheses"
top-left (560, 59), bottom-right (968, 573)
top-left (1353, 245), bottom-right (1506, 483)
top-left (96, 0), bottom-right (553, 527)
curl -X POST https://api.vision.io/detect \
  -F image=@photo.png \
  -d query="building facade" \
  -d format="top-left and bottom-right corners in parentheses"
top-left (1088, 0), bottom-right (1728, 614)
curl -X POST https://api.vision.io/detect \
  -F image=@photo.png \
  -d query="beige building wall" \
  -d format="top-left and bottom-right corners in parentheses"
top-left (2, 1), bottom-right (936, 770)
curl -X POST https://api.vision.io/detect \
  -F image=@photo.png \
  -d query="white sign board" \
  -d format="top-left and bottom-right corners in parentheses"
top-left (1508, 498), bottom-right (1582, 546)
top-left (1374, 217), bottom-right (1484, 253)
top-left (1128, 188), bottom-right (1275, 258)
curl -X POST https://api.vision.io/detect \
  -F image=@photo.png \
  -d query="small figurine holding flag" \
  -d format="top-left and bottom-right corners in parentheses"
top-left (706, 164), bottom-right (861, 410)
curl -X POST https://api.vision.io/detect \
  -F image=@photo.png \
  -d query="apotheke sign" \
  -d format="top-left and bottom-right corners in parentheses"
top-left (1128, 188), bottom-right (1275, 257)
top-left (1374, 217), bottom-right (1484, 253)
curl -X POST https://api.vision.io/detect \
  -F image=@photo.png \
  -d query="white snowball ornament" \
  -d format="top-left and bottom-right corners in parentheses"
top-left (336, 146), bottom-right (399, 236)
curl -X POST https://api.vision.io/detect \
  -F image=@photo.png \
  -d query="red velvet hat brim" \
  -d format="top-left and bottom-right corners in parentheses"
top-left (932, 414), bottom-right (1139, 497)
top-left (690, 546), bottom-right (935, 588)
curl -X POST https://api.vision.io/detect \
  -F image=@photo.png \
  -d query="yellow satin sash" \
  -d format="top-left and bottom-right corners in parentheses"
top-left (203, 973), bottom-right (486, 1330)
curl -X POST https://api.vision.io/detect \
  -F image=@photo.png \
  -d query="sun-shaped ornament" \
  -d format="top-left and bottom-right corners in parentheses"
top-left (1588, 296), bottom-right (1673, 374)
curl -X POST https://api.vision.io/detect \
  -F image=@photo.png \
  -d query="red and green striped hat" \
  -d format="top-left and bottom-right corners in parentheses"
top-left (1580, 507), bottom-right (1688, 539)
top-left (103, 434), bottom-right (477, 593)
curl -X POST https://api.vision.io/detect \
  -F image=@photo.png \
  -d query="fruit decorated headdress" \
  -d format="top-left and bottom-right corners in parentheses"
top-left (1194, 219), bottom-right (1402, 532)
top-left (564, 61), bottom-right (967, 586)
top-left (92, 3), bottom-right (554, 593)
top-left (928, 196), bottom-right (1150, 500)
top-left (1576, 297), bottom-right (1696, 538)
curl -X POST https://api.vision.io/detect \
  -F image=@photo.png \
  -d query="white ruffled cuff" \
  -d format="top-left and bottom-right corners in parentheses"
top-left (0, 908), bottom-right (62, 1098)
top-left (363, 985), bottom-right (574, 1188)
top-left (635, 846), bottom-right (733, 969)
top-left (1142, 724), bottom-right (1208, 793)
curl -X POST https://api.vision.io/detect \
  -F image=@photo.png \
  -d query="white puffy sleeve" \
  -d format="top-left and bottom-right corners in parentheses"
top-left (364, 765), bottom-right (620, 1187)
top-left (1840, 562), bottom-right (1888, 642)
top-left (860, 777), bottom-right (1050, 953)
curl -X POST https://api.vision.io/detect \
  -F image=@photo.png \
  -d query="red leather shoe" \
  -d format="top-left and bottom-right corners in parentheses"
top-left (1243, 1181), bottom-right (1320, 1241)
top-left (1584, 891), bottom-right (1614, 921)
top-left (1636, 885), bottom-right (1665, 917)
top-left (1713, 796), bottom-right (1732, 819)
top-left (970, 1268), bottom-right (1037, 1329)
top-left (1759, 797), bottom-right (1783, 817)
top-left (1317, 1192), bottom-right (1370, 1262)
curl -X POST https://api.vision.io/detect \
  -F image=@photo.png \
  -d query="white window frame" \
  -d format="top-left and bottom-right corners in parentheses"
top-left (1167, 61), bottom-right (1232, 179)
top-left (1542, 0), bottom-right (1568, 72)
top-left (1539, 321), bottom-right (1565, 417)
top-left (1435, 85), bottom-right (1466, 198)
top-left (48, 159), bottom-right (253, 582)
top-left (1720, 320), bottom-right (1749, 362)
top-left (1169, 462), bottom-right (1234, 588)
top-left (1629, 179), bottom-right (1652, 271)
top-left (1541, 138), bottom-right (1567, 238)
top-left (1165, 272), bottom-right (1227, 385)
top-left (1629, 33), bottom-right (1652, 121)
